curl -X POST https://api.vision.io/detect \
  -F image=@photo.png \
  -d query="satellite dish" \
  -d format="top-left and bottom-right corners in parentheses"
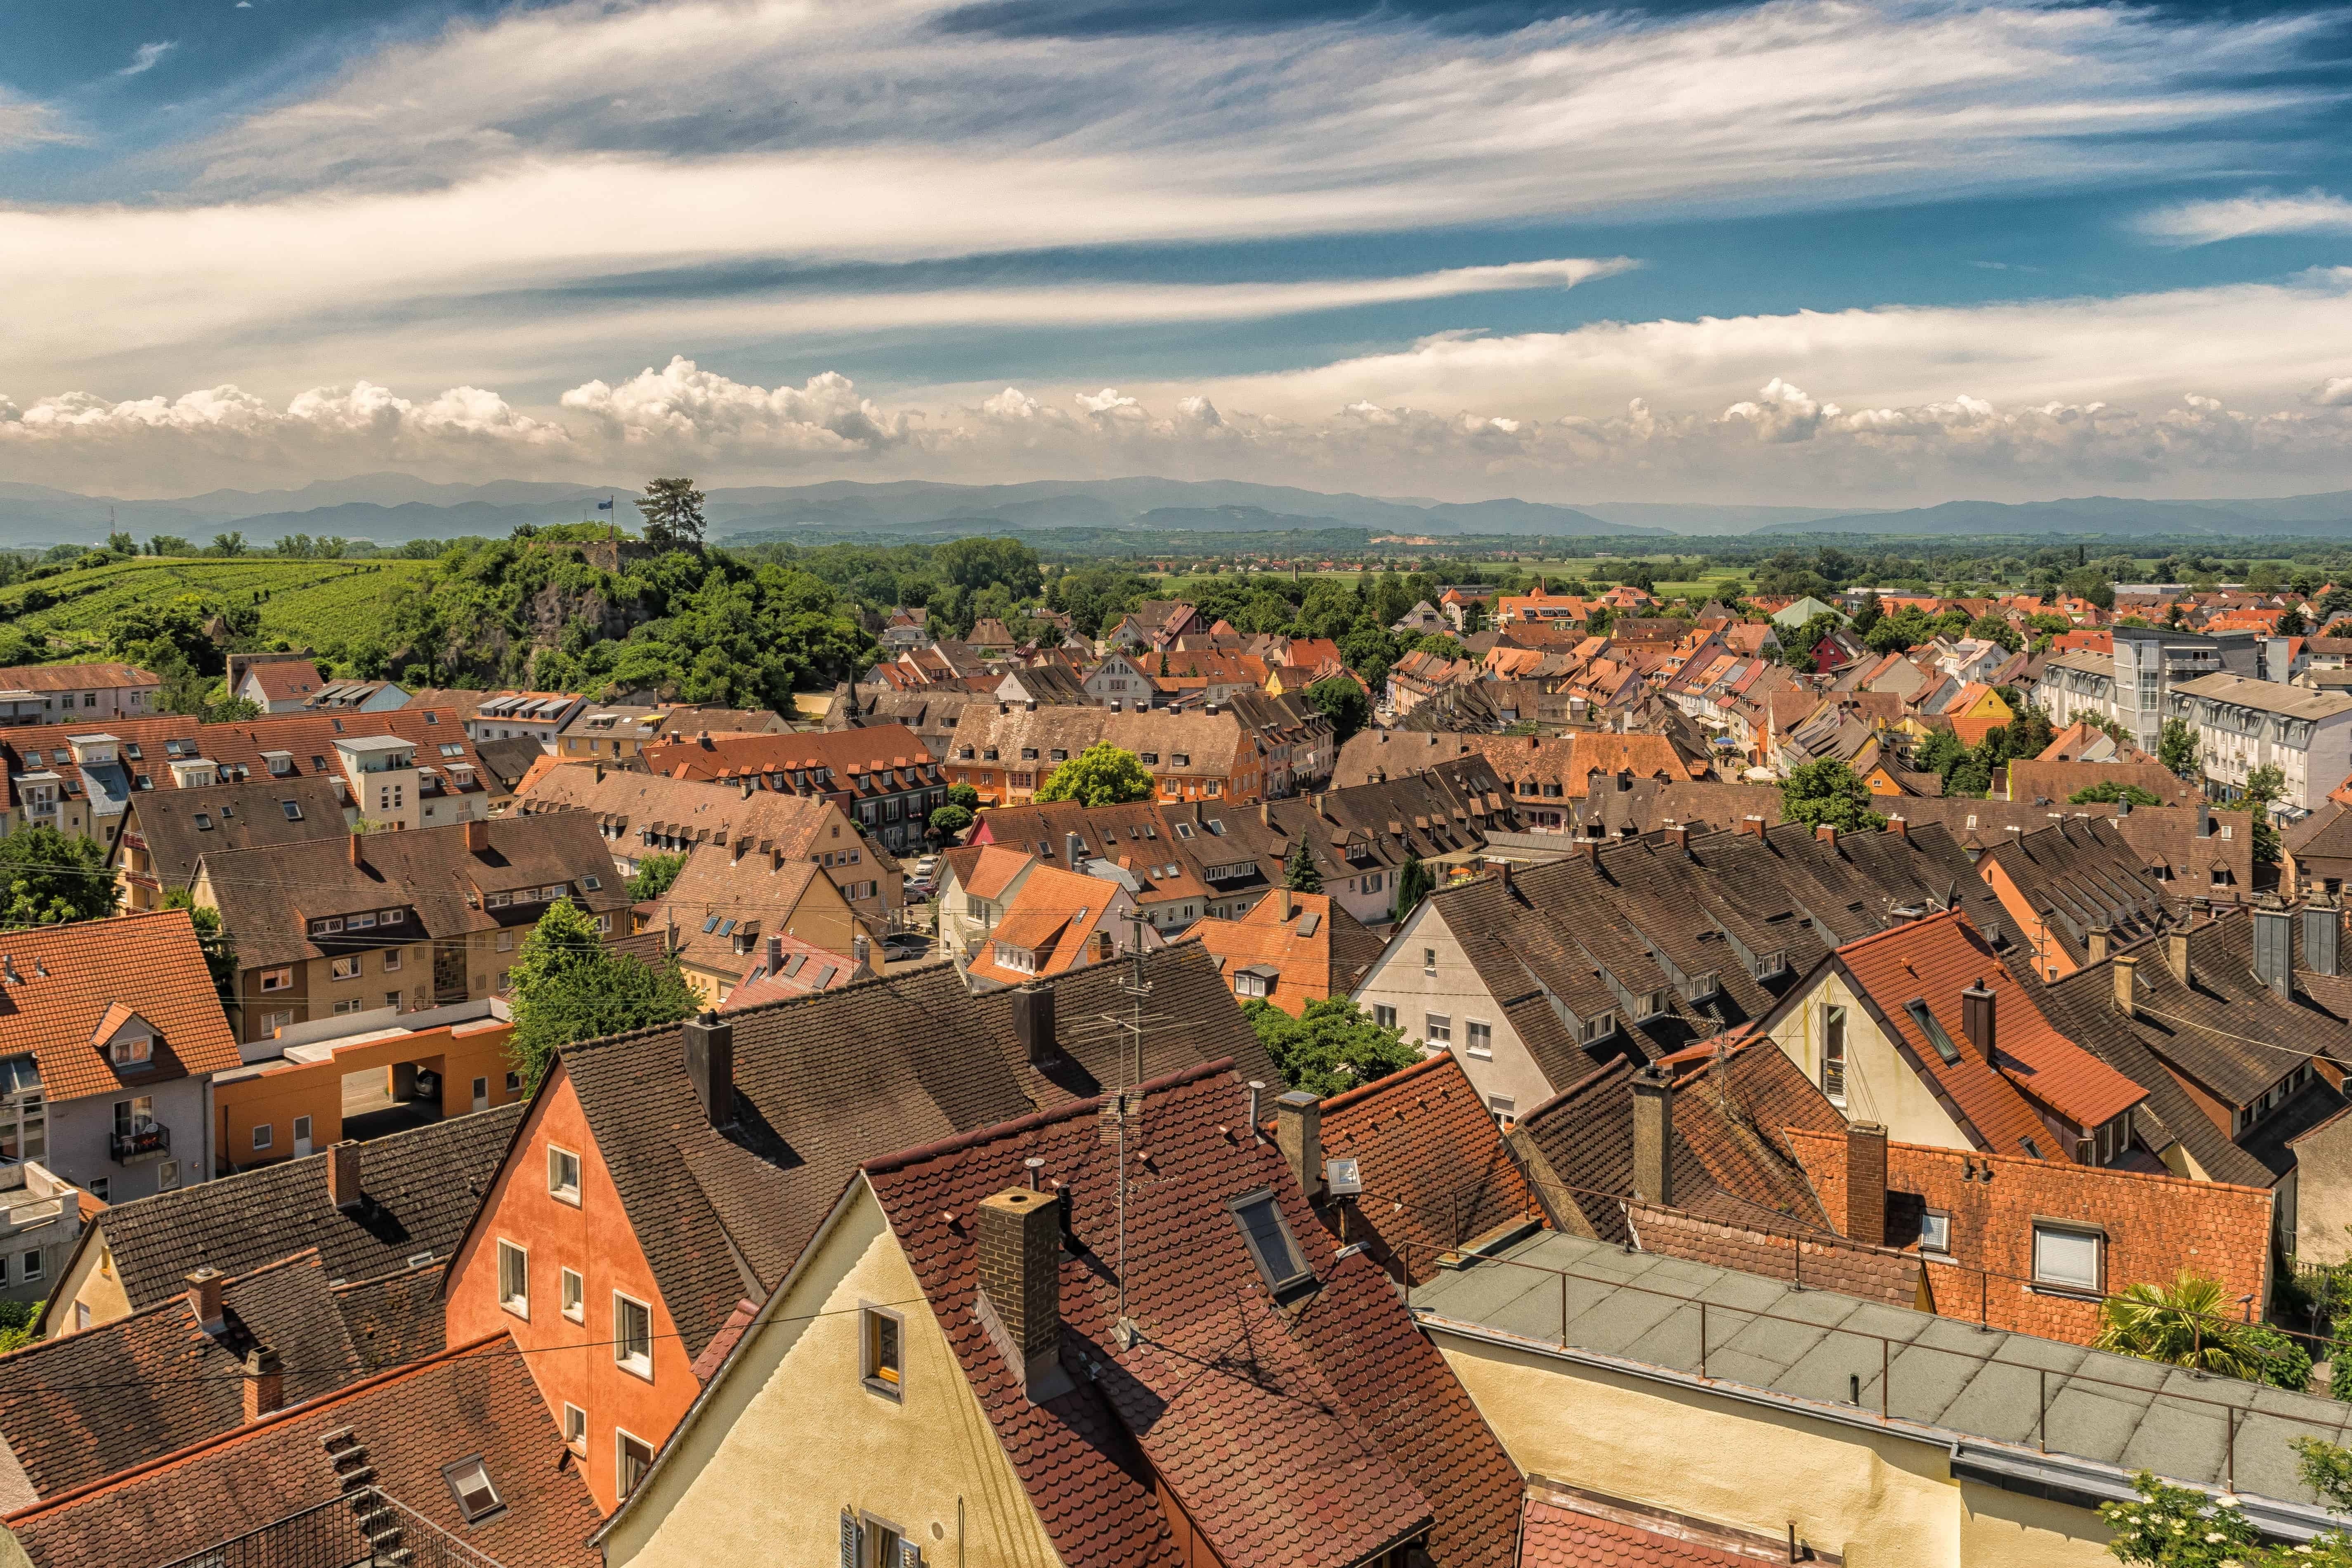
top-left (1325, 1156), bottom-right (1363, 1197)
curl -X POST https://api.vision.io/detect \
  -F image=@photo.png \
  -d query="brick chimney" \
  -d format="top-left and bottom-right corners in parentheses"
top-left (463, 818), bottom-right (489, 854)
top-left (241, 1347), bottom-right (283, 1423)
top-left (1629, 1063), bottom-right (1674, 1207)
top-left (326, 1141), bottom-right (364, 1212)
top-left (1960, 980), bottom-right (1995, 1062)
top-left (1275, 1091), bottom-right (1323, 1201)
top-left (1886, 816), bottom-right (1907, 838)
top-left (1741, 815), bottom-right (1767, 839)
top-left (1815, 824), bottom-right (1838, 852)
top-left (1844, 1123), bottom-right (1888, 1247)
top-left (1662, 824), bottom-right (1690, 854)
top-left (975, 1187), bottom-right (1072, 1403)
top-left (347, 832), bottom-right (364, 869)
top-left (2112, 953), bottom-right (2138, 1020)
top-left (682, 1011), bottom-right (736, 1130)
top-left (1011, 987), bottom-right (1056, 1064)
top-left (186, 1268), bottom-right (225, 1334)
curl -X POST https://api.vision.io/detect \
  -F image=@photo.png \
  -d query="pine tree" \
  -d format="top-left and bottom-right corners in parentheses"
top-left (1282, 840), bottom-right (1322, 893)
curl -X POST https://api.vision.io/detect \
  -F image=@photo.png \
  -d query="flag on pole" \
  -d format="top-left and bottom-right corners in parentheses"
top-left (596, 498), bottom-right (614, 511)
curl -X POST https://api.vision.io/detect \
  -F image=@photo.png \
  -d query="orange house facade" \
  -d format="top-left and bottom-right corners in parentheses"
top-left (444, 1058), bottom-right (699, 1515)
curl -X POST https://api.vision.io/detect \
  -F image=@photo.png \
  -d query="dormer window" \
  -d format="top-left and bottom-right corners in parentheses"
top-left (109, 1036), bottom-right (153, 1067)
top-left (1580, 1012), bottom-right (1617, 1045)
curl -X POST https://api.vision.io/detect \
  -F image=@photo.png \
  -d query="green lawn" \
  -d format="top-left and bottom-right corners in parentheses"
top-left (0, 557), bottom-right (435, 653)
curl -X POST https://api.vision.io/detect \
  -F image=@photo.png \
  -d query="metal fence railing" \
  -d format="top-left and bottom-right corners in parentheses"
top-left (155, 1488), bottom-right (508, 1568)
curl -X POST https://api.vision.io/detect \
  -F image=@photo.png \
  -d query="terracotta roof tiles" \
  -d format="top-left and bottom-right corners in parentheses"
top-left (0, 910), bottom-right (241, 1105)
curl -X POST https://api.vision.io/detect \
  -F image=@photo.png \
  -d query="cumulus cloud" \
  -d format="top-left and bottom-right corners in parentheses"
top-left (2139, 188), bottom-right (2352, 245)
top-left (7, 355), bottom-right (2352, 505)
top-left (2310, 377), bottom-right (2352, 408)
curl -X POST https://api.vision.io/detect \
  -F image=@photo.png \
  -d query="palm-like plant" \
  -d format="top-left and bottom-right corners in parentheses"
top-left (2093, 1270), bottom-right (2265, 1381)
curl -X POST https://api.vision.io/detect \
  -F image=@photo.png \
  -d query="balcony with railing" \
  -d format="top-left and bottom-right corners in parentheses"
top-left (110, 1120), bottom-right (169, 1163)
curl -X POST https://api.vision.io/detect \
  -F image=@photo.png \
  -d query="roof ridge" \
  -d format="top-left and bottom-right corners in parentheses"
top-left (1831, 906), bottom-right (1967, 956)
top-left (0, 1245), bottom-right (323, 1365)
top-left (862, 1057), bottom-right (1238, 1177)
top-left (0, 1331), bottom-right (512, 1525)
top-left (1317, 1048), bottom-right (1458, 1115)
top-left (1777, 1122), bottom-right (2279, 1197)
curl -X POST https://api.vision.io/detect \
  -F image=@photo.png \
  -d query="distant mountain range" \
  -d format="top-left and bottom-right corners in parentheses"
top-left (1755, 491), bottom-right (2352, 537)
top-left (2, 472), bottom-right (2351, 548)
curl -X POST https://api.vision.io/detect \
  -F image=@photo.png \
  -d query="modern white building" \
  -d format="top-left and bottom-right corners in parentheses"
top-left (465, 691), bottom-right (584, 753)
top-left (2170, 673), bottom-right (2352, 819)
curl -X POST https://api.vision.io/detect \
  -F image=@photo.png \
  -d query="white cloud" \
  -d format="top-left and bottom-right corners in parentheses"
top-left (2313, 377), bottom-right (2352, 408)
top-left (0, 0), bottom-right (2324, 397)
top-left (2139, 188), bottom-right (2352, 245)
top-left (119, 42), bottom-right (176, 77)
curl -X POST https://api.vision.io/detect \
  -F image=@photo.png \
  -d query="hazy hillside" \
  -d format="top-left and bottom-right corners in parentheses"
top-left (1760, 492), bottom-right (2352, 537)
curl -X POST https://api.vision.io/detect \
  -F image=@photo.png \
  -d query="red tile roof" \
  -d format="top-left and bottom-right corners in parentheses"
top-left (0, 910), bottom-right (241, 1104)
top-left (1521, 1492), bottom-right (1787, 1568)
top-left (1310, 1051), bottom-right (1537, 1281)
top-left (716, 933), bottom-right (861, 1010)
top-left (640, 724), bottom-right (941, 799)
top-left (863, 1061), bottom-right (1522, 1568)
top-left (1183, 891), bottom-right (1384, 1017)
top-left (242, 661), bottom-right (324, 703)
top-left (1828, 911), bottom-right (2141, 1154)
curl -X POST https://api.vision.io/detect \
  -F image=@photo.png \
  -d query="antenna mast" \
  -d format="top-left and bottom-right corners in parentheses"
top-left (1103, 912), bottom-right (1155, 1339)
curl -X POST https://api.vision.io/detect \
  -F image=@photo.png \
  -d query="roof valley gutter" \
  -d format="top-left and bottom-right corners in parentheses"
top-left (1409, 1309), bottom-right (2352, 1544)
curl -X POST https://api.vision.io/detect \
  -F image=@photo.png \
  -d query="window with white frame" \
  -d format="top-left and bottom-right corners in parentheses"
top-left (1920, 1210), bottom-right (1952, 1256)
top-left (862, 1306), bottom-right (902, 1397)
top-left (252, 1122), bottom-right (274, 1150)
top-left (330, 956), bottom-right (362, 980)
top-left (260, 968), bottom-right (293, 992)
top-left (1372, 1004), bottom-right (1397, 1030)
top-left (562, 1268), bottom-right (584, 1323)
top-left (442, 1457), bottom-right (504, 1524)
top-left (617, 1429), bottom-right (654, 1500)
top-left (563, 1404), bottom-right (587, 1456)
top-left (1424, 1013), bottom-right (1451, 1044)
top-left (548, 1145), bottom-right (582, 1205)
top-left (1465, 1020), bottom-right (1493, 1058)
top-left (1821, 1004), bottom-right (1847, 1103)
top-left (614, 1292), bottom-right (653, 1379)
top-left (497, 1240), bottom-right (529, 1318)
top-left (2031, 1223), bottom-right (2102, 1293)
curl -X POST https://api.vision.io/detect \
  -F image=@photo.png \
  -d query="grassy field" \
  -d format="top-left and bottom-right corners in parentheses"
top-left (0, 557), bottom-right (436, 653)
top-left (1152, 555), bottom-right (1753, 605)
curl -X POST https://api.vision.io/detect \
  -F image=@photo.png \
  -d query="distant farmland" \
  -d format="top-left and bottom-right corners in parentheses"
top-left (0, 557), bottom-right (434, 653)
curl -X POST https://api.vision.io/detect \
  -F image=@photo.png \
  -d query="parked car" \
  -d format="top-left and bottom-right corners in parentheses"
top-left (881, 932), bottom-right (933, 961)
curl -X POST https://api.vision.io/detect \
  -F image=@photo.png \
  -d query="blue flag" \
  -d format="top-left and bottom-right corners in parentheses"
top-left (596, 498), bottom-right (614, 511)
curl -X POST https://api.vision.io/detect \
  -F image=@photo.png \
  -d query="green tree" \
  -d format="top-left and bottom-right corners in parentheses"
top-left (1779, 759), bottom-right (1887, 834)
top-left (2092, 1270), bottom-right (2268, 1380)
top-left (506, 899), bottom-right (699, 1092)
top-left (1034, 743), bottom-right (1155, 806)
top-left (0, 1300), bottom-right (38, 1355)
top-left (1849, 592), bottom-right (1882, 636)
top-left (636, 477), bottom-right (707, 553)
top-left (1282, 839), bottom-right (1323, 893)
top-left (927, 803), bottom-right (974, 841)
top-left (626, 852), bottom-right (686, 902)
top-left (1392, 853), bottom-right (1434, 923)
top-left (947, 782), bottom-right (980, 812)
top-left (209, 531), bottom-right (247, 557)
top-left (2244, 763), bottom-right (2285, 867)
top-left (2158, 717), bottom-right (2198, 777)
top-left (106, 531), bottom-right (135, 555)
top-left (2098, 1470), bottom-right (2263, 1568)
top-left (148, 534), bottom-right (192, 557)
top-left (1306, 674), bottom-right (1371, 745)
top-left (2241, 1323), bottom-right (2312, 1391)
top-left (1965, 613), bottom-right (2023, 652)
top-left (2068, 780), bottom-right (2165, 807)
top-left (1244, 997), bottom-right (1422, 1096)
top-left (162, 888), bottom-right (237, 997)
top-left (0, 827), bottom-right (118, 928)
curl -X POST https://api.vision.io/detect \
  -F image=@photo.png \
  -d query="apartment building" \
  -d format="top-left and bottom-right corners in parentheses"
top-left (465, 690), bottom-right (588, 751)
top-left (193, 814), bottom-right (629, 1043)
top-left (0, 910), bottom-right (242, 1207)
top-left (940, 701), bottom-right (1265, 806)
top-left (637, 724), bottom-right (946, 857)
top-left (0, 708), bottom-right (494, 845)
top-left (0, 663), bottom-right (161, 727)
top-left (108, 774), bottom-right (347, 910)
top-left (513, 760), bottom-right (900, 919)
top-left (2170, 671), bottom-right (2352, 818)
top-left (556, 704), bottom-right (784, 764)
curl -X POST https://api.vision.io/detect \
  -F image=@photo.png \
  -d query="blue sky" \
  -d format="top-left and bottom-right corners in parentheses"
top-left (3, 0), bottom-right (2352, 504)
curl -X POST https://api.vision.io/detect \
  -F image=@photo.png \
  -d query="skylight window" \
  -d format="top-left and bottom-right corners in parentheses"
top-left (1904, 999), bottom-right (1962, 1065)
top-left (442, 1457), bottom-right (504, 1523)
top-left (1228, 1188), bottom-right (1315, 1297)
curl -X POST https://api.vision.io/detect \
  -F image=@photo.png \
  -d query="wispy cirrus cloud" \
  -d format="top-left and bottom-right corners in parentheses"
top-left (118, 41), bottom-right (177, 77)
top-left (2139, 188), bottom-right (2352, 246)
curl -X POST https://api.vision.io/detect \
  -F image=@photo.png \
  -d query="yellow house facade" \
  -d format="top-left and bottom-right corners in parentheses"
top-left (1757, 968), bottom-right (1976, 1151)
top-left (597, 1178), bottom-right (1062, 1568)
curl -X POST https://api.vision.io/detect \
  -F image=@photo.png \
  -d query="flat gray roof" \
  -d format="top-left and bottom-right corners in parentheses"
top-left (2176, 673), bottom-right (2352, 722)
top-left (1410, 1230), bottom-right (2352, 1523)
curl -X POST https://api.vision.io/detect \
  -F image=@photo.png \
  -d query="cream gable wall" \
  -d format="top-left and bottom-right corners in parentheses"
top-left (603, 1180), bottom-right (1062, 1568)
top-left (1351, 902), bottom-right (1554, 1117)
top-left (45, 1232), bottom-right (130, 1337)
top-left (1763, 969), bottom-right (1974, 1152)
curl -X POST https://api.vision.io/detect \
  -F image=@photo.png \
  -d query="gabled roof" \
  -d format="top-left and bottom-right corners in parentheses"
top-left (1183, 890), bottom-right (1384, 1015)
top-left (51, 1104), bottom-right (522, 1331)
top-left (964, 863), bottom-right (1126, 984)
top-left (0, 1249), bottom-right (370, 1504)
top-left (111, 775), bottom-right (347, 895)
top-left (716, 932), bottom-right (862, 1010)
top-left (239, 660), bottom-right (324, 703)
top-left (864, 1061), bottom-right (1521, 1568)
top-left (1308, 1051), bottom-right (1535, 1281)
top-left (0, 911), bottom-right (241, 1104)
top-left (1, 1334), bottom-right (599, 1568)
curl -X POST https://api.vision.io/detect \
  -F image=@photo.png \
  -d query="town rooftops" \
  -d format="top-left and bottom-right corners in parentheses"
top-left (858, 1060), bottom-right (1523, 1568)
top-left (0, 1332), bottom-right (600, 1568)
top-left (0, 911), bottom-right (241, 1105)
top-left (0, 664), bottom-right (157, 695)
top-left (1184, 889), bottom-right (1385, 1015)
top-left (240, 660), bottom-right (323, 704)
top-left (114, 775), bottom-right (347, 896)
top-left (1410, 1228), bottom-right (2352, 1530)
top-left (37, 1103), bottom-right (523, 1335)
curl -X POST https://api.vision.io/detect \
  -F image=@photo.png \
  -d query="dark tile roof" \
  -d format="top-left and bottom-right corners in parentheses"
top-left (1308, 1052), bottom-right (1537, 1282)
top-left (864, 1062), bottom-right (1523, 1568)
top-left (1623, 1203), bottom-right (1926, 1308)
top-left (470, 734), bottom-right (548, 794)
top-left (59, 1105), bottom-right (522, 1328)
top-left (1982, 817), bottom-right (2173, 967)
top-left (2, 1335), bottom-right (600, 1568)
top-left (0, 1250), bottom-right (366, 1504)
top-left (332, 1261), bottom-right (449, 1371)
top-left (199, 812), bottom-right (632, 971)
top-left (111, 775), bottom-right (348, 897)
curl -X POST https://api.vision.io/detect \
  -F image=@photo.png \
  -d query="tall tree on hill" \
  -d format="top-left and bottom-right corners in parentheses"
top-left (636, 477), bottom-right (707, 552)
